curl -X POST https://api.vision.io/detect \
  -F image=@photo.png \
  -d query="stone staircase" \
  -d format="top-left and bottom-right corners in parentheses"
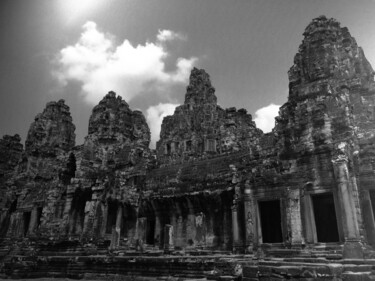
top-left (3, 240), bottom-right (375, 281)
top-left (0, 239), bottom-right (243, 280)
top-left (0, 254), bottom-right (244, 280)
top-left (298, 243), bottom-right (344, 261)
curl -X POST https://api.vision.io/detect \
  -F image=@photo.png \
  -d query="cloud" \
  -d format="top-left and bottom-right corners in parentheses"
top-left (157, 29), bottom-right (186, 42)
top-left (54, 21), bottom-right (197, 105)
top-left (253, 103), bottom-right (280, 133)
top-left (146, 103), bottom-right (178, 148)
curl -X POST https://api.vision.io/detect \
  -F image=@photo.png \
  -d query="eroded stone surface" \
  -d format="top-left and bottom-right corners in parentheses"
top-left (0, 134), bottom-right (23, 184)
top-left (26, 99), bottom-right (75, 156)
top-left (157, 67), bottom-right (262, 165)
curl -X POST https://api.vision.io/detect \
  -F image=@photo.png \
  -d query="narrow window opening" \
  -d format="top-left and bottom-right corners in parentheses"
top-left (166, 143), bottom-right (171, 154)
top-left (186, 140), bottom-right (192, 151)
top-left (198, 142), bottom-right (203, 152)
top-left (206, 139), bottom-right (216, 152)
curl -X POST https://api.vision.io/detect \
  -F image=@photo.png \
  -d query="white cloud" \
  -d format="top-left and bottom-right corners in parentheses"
top-left (157, 29), bottom-right (186, 42)
top-left (54, 21), bottom-right (196, 105)
top-left (254, 103), bottom-right (280, 133)
top-left (146, 103), bottom-right (178, 148)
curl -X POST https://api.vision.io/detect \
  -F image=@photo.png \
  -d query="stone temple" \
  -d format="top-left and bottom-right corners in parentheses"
top-left (2, 16), bottom-right (375, 280)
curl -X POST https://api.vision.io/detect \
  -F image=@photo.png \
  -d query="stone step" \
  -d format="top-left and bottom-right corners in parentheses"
top-left (282, 257), bottom-right (337, 263)
top-left (0, 252), bottom-right (245, 280)
top-left (244, 257), bottom-right (375, 280)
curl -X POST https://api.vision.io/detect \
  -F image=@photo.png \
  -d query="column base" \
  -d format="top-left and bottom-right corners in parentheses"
top-left (245, 244), bottom-right (254, 254)
top-left (233, 243), bottom-right (245, 254)
top-left (163, 246), bottom-right (174, 254)
top-left (343, 240), bottom-right (363, 259)
top-left (290, 242), bottom-right (303, 250)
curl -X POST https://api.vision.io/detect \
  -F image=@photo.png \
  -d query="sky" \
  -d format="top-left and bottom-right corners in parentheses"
top-left (1, 0), bottom-right (375, 148)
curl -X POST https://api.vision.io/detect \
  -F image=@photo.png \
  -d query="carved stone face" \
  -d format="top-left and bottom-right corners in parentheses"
top-left (289, 16), bottom-right (370, 85)
top-left (302, 42), bottom-right (331, 81)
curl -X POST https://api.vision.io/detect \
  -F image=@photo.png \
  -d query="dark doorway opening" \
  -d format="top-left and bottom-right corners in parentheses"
top-left (312, 193), bottom-right (339, 242)
top-left (166, 143), bottom-right (171, 154)
top-left (122, 204), bottom-right (137, 240)
top-left (259, 200), bottom-right (283, 243)
top-left (23, 212), bottom-right (31, 236)
top-left (160, 213), bottom-right (171, 248)
top-left (146, 219), bottom-right (155, 244)
top-left (37, 207), bottom-right (43, 227)
top-left (69, 188), bottom-right (92, 235)
top-left (106, 202), bottom-right (118, 234)
top-left (369, 190), bottom-right (375, 219)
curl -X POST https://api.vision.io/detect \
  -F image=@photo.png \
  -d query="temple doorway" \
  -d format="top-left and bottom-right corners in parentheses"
top-left (312, 192), bottom-right (339, 242)
top-left (106, 201), bottom-right (119, 234)
top-left (23, 211), bottom-right (31, 236)
top-left (259, 199), bottom-right (283, 243)
top-left (69, 188), bottom-right (92, 235)
top-left (146, 219), bottom-right (155, 245)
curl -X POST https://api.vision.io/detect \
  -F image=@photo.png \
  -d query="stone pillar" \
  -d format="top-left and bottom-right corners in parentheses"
top-left (243, 184), bottom-right (254, 253)
top-left (92, 201), bottom-right (102, 238)
top-left (360, 189), bottom-right (375, 246)
top-left (115, 205), bottom-right (122, 246)
top-left (231, 203), bottom-right (240, 252)
top-left (232, 183), bottom-right (244, 253)
top-left (82, 200), bottom-right (93, 237)
top-left (286, 188), bottom-right (303, 248)
top-left (135, 217), bottom-right (146, 251)
top-left (82, 186), bottom-right (103, 239)
top-left (187, 212), bottom-right (196, 246)
top-left (137, 217), bottom-right (147, 241)
top-left (332, 154), bottom-right (363, 258)
top-left (110, 205), bottom-right (122, 249)
top-left (170, 213), bottom-right (177, 246)
top-left (100, 204), bottom-right (108, 237)
top-left (89, 185), bottom-right (105, 239)
top-left (28, 206), bottom-right (39, 236)
top-left (151, 201), bottom-right (162, 247)
top-left (75, 211), bottom-right (83, 235)
top-left (109, 226), bottom-right (116, 250)
top-left (7, 212), bottom-right (21, 238)
top-left (186, 199), bottom-right (196, 246)
top-left (164, 224), bottom-right (174, 253)
top-left (301, 188), bottom-right (317, 244)
top-left (195, 212), bottom-right (206, 246)
top-left (63, 184), bottom-right (77, 235)
top-left (207, 209), bottom-right (216, 247)
top-left (176, 215), bottom-right (184, 248)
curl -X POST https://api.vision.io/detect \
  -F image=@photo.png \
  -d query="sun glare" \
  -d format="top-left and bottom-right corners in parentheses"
top-left (57, 0), bottom-right (106, 25)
